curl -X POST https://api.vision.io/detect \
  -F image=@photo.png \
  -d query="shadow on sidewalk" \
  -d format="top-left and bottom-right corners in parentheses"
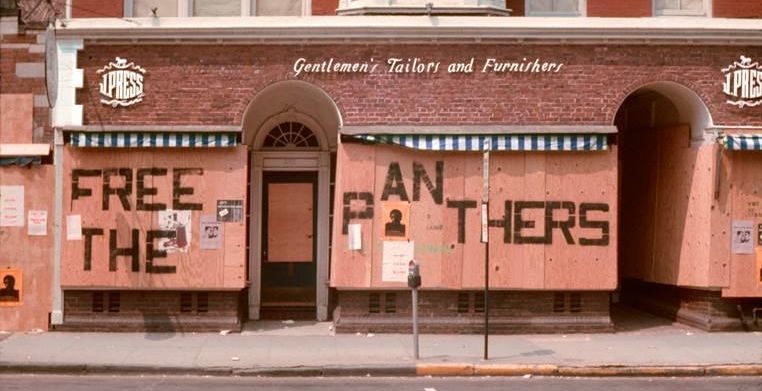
top-left (611, 303), bottom-right (697, 333)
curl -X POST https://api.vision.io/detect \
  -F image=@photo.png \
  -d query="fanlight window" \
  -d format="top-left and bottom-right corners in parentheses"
top-left (262, 122), bottom-right (319, 148)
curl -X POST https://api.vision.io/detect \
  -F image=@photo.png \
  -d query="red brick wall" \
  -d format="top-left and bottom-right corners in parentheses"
top-left (505, 0), bottom-right (524, 16)
top-left (71, 0), bottom-right (123, 18)
top-left (588, 0), bottom-right (651, 17)
top-left (0, 28), bottom-right (52, 143)
top-left (312, 0), bottom-right (338, 15)
top-left (714, 0), bottom-right (762, 18)
top-left (76, 44), bottom-right (762, 129)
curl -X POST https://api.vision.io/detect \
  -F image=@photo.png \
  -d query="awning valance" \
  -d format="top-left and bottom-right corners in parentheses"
top-left (0, 156), bottom-right (41, 167)
top-left (351, 134), bottom-right (608, 152)
top-left (722, 134), bottom-right (762, 151)
top-left (69, 132), bottom-right (238, 148)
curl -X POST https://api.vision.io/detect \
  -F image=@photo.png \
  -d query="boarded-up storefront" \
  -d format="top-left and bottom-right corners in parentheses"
top-left (58, 134), bottom-right (247, 330)
top-left (331, 131), bottom-right (618, 332)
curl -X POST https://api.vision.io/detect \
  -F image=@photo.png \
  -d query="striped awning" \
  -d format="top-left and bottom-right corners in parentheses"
top-left (352, 134), bottom-right (608, 152)
top-left (722, 134), bottom-right (762, 151)
top-left (69, 132), bottom-right (238, 148)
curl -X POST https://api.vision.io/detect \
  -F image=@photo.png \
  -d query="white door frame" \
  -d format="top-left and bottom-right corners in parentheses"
top-left (248, 150), bottom-right (331, 321)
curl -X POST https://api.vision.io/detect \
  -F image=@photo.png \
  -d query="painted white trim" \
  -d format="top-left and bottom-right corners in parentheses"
top-left (54, 16), bottom-right (762, 45)
top-left (65, 0), bottom-right (72, 20)
top-left (51, 129), bottom-right (64, 325)
top-left (52, 39), bottom-right (83, 127)
top-left (248, 115), bottom-right (331, 321)
top-left (525, 0), bottom-right (586, 17)
top-left (248, 152), bottom-right (263, 320)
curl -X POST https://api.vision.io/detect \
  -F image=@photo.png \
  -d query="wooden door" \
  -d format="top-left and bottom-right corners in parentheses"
top-left (261, 171), bottom-right (317, 315)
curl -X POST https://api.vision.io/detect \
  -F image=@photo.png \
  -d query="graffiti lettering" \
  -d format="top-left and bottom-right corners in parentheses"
top-left (71, 167), bottom-right (203, 212)
top-left (342, 191), bottom-right (374, 234)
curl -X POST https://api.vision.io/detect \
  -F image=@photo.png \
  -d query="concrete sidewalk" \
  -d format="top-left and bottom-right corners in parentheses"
top-left (1, 309), bottom-right (761, 377)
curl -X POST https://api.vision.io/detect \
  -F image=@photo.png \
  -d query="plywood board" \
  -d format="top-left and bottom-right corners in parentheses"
top-left (267, 182), bottom-right (313, 262)
top-left (544, 150), bottom-right (618, 290)
top-left (331, 143), bottom-right (618, 291)
top-left (0, 165), bottom-right (54, 331)
top-left (60, 146), bottom-right (247, 289)
top-left (722, 150), bottom-right (762, 297)
top-left (0, 94), bottom-right (33, 143)
top-left (329, 142), bottom-right (375, 288)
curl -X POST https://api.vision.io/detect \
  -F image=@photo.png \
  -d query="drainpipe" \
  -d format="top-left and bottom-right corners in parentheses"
top-left (51, 128), bottom-right (64, 326)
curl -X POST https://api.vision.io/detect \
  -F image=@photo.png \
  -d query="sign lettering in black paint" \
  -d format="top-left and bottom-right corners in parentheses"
top-left (342, 161), bottom-right (611, 247)
top-left (71, 167), bottom-right (203, 212)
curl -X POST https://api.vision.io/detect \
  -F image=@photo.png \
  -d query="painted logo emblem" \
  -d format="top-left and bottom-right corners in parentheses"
top-left (97, 57), bottom-right (146, 107)
top-left (722, 55), bottom-right (762, 108)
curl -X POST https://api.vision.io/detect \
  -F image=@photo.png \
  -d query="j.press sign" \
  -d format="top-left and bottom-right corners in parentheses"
top-left (723, 55), bottom-right (762, 108)
top-left (98, 57), bottom-right (146, 107)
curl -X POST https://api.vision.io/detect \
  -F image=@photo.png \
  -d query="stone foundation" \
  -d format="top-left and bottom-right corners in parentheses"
top-left (56, 290), bottom-right (242, 332)
top-left (334, 290), bottom-right (613, 334)
top-left (621, 279), bottom-right (762, 331)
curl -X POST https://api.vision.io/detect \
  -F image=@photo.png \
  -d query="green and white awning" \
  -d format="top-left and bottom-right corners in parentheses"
top-left (722, 134), bottom-right (762, 151)
top-left (353, 134), bottom-right (608, 152)
top-left (69, 132), bottom-right (238, 148)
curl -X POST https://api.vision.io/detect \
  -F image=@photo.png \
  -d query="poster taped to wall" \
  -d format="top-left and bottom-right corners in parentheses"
top-left (348, 223), bottom-right (362, 250)
top-left (158, 210), bottom-right (192, 253)
top-left (27, 210), bottom-right (47, 236)
top-left (381, 202), bottom-right (410, 241)
top-left (66, 214), bottom-right (82, 240)
top-left (0, 268), bottom-right (22, 306)
top-left (217, 200), bottom-right (243, 222)
top-left (200, 214), bottom-right (223, 250)
top-left (0, 185), bottom-right (24, 227)
top-left (382, 240), bottom-right (414, 282)
top-left (732, 220), bottom-right (754, 254)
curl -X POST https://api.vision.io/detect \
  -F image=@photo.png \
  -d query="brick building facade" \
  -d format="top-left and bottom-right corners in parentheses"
top-left (2, 1), bottom-right (762, 333)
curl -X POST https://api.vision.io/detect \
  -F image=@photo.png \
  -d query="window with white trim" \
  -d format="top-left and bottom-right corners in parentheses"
top-left (654, 0), bottom-right (708, 16)
top-left (193, 0), bottom-right (240, 16)
top-left (125, 0), bottom-right (307, 17)
top-left (526, 0), bottom-right (584, 16)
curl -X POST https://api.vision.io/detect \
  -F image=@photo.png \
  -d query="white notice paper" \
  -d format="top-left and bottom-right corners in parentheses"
top-left (0, 185), bottom-right (24, 227)
top-left (200, 215), bottom-right (223, 250)
top-left (732, 220), bottom-right (754, 254)
top-left (66, 214), bottom-right (82, 240)
top-left (382, 240), bottom-right (414, 283)
top-left (348, 223), bottom-right (362, 250)
top-left (28, 210), bottom-right (47, 236)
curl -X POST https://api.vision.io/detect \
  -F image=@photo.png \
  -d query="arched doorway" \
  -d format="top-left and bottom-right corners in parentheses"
top-left (243, 81), bottom-right (341, 321)
top-left (614, 81), bottom-right (714, 317)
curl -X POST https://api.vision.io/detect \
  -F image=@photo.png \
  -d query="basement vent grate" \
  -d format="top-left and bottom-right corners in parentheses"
top-left (369, 293), bottom-right (381, 314)
top-left (474, 292), bottom-right (485, 313)
top-left (553, 293), bottom-right (565, 313)
top-left (384, 293), bottom-right (397, 313)
top-left (92, 292), bottom-right (104, 313)
top-left (457, 293), bottom-right (469, 313)
top-left (108, 292), bottom-right (120, 313)
top-left (569, 293), bottom-right (582, 313)
top-left (180, 293), bottom-right (193, 313)
top-left (197, 293), bottom-right (209, 313)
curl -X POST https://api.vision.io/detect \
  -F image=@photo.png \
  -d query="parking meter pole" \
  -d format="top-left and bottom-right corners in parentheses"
top-left (412, 287), bottom-right (419, 360)
top-left (408, 260), bottom-right (421, 360)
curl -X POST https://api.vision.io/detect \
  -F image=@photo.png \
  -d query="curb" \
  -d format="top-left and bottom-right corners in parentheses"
top-left (1, 363), bottom-right (761, 377)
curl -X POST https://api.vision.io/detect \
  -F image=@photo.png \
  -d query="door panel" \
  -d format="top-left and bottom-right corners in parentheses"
top-left (261, 172), bottom-right (317, 310)
top-left (267, 183), bottom-right (314, 263)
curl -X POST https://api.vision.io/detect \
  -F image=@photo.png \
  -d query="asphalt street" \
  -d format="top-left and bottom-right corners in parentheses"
top-left (1, 375), bottom-right (761, 391)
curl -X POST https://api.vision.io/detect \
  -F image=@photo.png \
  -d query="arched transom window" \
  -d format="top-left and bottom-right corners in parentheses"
top-left (262, 122), bottom-right (319, 149)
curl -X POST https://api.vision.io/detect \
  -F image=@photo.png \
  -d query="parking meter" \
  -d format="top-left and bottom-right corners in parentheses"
top-left (407, 260), bottom-right (421, 289)
top-left (408, 259), bottom-right (421, 359)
